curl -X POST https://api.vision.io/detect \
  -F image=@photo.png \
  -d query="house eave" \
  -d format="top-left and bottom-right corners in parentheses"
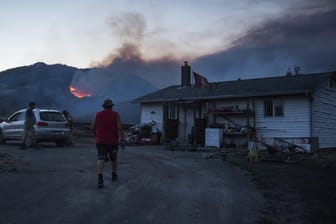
top-left (133, 91), bottom-right (310, 104)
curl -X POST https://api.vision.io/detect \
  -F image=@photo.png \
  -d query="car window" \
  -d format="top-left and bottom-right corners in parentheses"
top-left (40, 112), bottom-right (66, 122)
top-left (8, 112), bottom-right (25, 122)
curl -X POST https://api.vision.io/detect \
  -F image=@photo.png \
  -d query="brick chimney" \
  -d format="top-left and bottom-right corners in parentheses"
top-left (181, 61), bottom-right (191, 86)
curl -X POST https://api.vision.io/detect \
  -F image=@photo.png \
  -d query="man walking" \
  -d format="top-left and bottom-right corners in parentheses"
top-left (63, 110), bottom-right (74, 145)
top-left (21, 102), bottom-right (37, 149)
top-left (91, 99), bottom-right (123, 188)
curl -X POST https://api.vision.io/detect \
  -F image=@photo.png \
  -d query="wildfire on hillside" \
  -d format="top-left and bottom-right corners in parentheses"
top-left (69, 86), bottom-right (92, 98)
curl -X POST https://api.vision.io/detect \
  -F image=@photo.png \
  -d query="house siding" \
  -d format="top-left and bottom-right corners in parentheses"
top-left (254, 96), bottom-right (311, 138)
top-left (140, 103), bottom-right (163, 131)
top-left (139, 96), bottom-right (328, 147)
top-left (135, 72), bottom-right (336, 148)
top-left (312, 80), bottom-right (336, 148)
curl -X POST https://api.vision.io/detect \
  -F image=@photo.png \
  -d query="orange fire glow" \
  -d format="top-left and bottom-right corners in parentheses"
top-left (69, 86), bottom-right (92, 98)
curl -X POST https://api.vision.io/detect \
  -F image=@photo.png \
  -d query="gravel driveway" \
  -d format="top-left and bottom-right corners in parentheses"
top-left (0, 143), bottom-right (264, 224)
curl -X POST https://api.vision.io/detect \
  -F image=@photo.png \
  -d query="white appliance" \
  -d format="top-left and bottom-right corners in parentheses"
top-left (205, 128), bottom-right (223, 148)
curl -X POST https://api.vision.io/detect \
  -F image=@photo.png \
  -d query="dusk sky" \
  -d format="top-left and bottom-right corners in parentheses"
top-left (1, 0), bottom-right (336, 86)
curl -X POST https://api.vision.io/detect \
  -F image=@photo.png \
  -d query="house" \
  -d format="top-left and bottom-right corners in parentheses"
top-left (133, 62), bottom-right (336, 150)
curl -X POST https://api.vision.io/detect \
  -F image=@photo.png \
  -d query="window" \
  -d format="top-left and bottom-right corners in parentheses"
top-left (168, 103), bottom-right (178, 119)
top-left (9, 112), bottom-right (25, 122)
top-left (274, 100), bottom-right (283, 116)
top-left (264, 100), bottom-right (273, 117)
top-left (264, 99), bottom-right (283, 117)
top-left (40, 112), bottom-right (66, 122)
top-left (163, 103), bottom-right (179, 120)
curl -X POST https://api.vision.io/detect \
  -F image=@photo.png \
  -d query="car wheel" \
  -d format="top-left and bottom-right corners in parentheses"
top-left (0, 130), bottom-right (6, 144)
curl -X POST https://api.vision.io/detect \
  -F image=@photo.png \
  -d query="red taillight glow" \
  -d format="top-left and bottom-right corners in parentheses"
top-left (36, 121), bottom-right (48, 127)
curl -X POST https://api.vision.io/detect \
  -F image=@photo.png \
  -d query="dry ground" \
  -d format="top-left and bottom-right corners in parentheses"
top-left (1, 125), bottom-right (336, 224)
top-left (0, 153), bottom-right (16, 172)
top-left (224, 149), bottom-right (336, 224)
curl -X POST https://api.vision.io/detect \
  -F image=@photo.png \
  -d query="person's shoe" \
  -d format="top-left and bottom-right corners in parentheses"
top-left (112, 172), bottom-right (118, 181)
top-left (97, 177), bottom-right (104, 188)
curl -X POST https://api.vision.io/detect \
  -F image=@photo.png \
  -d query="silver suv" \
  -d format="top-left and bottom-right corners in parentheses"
top-left (0, 108), bottom-right (71, 146)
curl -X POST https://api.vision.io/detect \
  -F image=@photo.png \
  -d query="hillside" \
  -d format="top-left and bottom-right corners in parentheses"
top-left (0, 62), bottom-right (156, 124)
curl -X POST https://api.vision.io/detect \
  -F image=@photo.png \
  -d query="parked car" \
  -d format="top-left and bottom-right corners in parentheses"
top-left (0, 108), bottom-right (71, 146)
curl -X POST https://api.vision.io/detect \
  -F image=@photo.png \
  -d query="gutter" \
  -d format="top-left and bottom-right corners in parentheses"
top-left (132, 91), bottom-right (309, 104)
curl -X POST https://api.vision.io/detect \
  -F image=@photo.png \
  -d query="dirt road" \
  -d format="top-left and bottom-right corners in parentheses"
top-left (0, 143), bottom-right (264, 224)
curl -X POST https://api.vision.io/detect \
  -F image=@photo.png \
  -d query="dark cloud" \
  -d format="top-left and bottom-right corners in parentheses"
top-left (94, 12), bottom-right (146, 68)
top-left (108, 12), bottom-right (146, 42)
top-left (193, 2), bottom-right (336, 81)
top-left (89, 12), bottom-right (182, 88)
top-left (86, 1), bottom-right (336, 88)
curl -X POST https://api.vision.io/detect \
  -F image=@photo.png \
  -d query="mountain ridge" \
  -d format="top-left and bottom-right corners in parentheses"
top-left (0, 62), bottom-right (157, 124)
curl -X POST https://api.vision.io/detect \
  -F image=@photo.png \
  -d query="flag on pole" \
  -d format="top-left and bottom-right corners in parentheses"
top-left (193, 71), bottom-right (210, 88)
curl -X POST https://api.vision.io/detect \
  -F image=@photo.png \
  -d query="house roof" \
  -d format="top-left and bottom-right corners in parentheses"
top-left (133, 71), bottom-right (336, 103)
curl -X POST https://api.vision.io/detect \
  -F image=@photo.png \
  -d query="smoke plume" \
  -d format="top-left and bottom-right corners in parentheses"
top-left (193, 1), bottom-right (336, 81)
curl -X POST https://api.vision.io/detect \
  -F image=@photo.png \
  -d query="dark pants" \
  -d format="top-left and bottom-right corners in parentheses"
top-left (96, 144), bottom-right (118, 161)
top-left (22, 127), bottom-right (36, 147)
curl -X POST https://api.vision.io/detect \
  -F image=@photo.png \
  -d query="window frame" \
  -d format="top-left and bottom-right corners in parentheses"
top-left (264, 99), bottom-right (284, 117)
top-left (40, 112), bottom-right (66, 122)
top-left (8, 112), bottom-right (25, 122)
top-left (167, 103), bottom-right (178, 120)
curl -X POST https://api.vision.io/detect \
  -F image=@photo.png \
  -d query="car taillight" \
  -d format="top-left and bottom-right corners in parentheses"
top-left (36, 121), bottom-right (48, 126)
